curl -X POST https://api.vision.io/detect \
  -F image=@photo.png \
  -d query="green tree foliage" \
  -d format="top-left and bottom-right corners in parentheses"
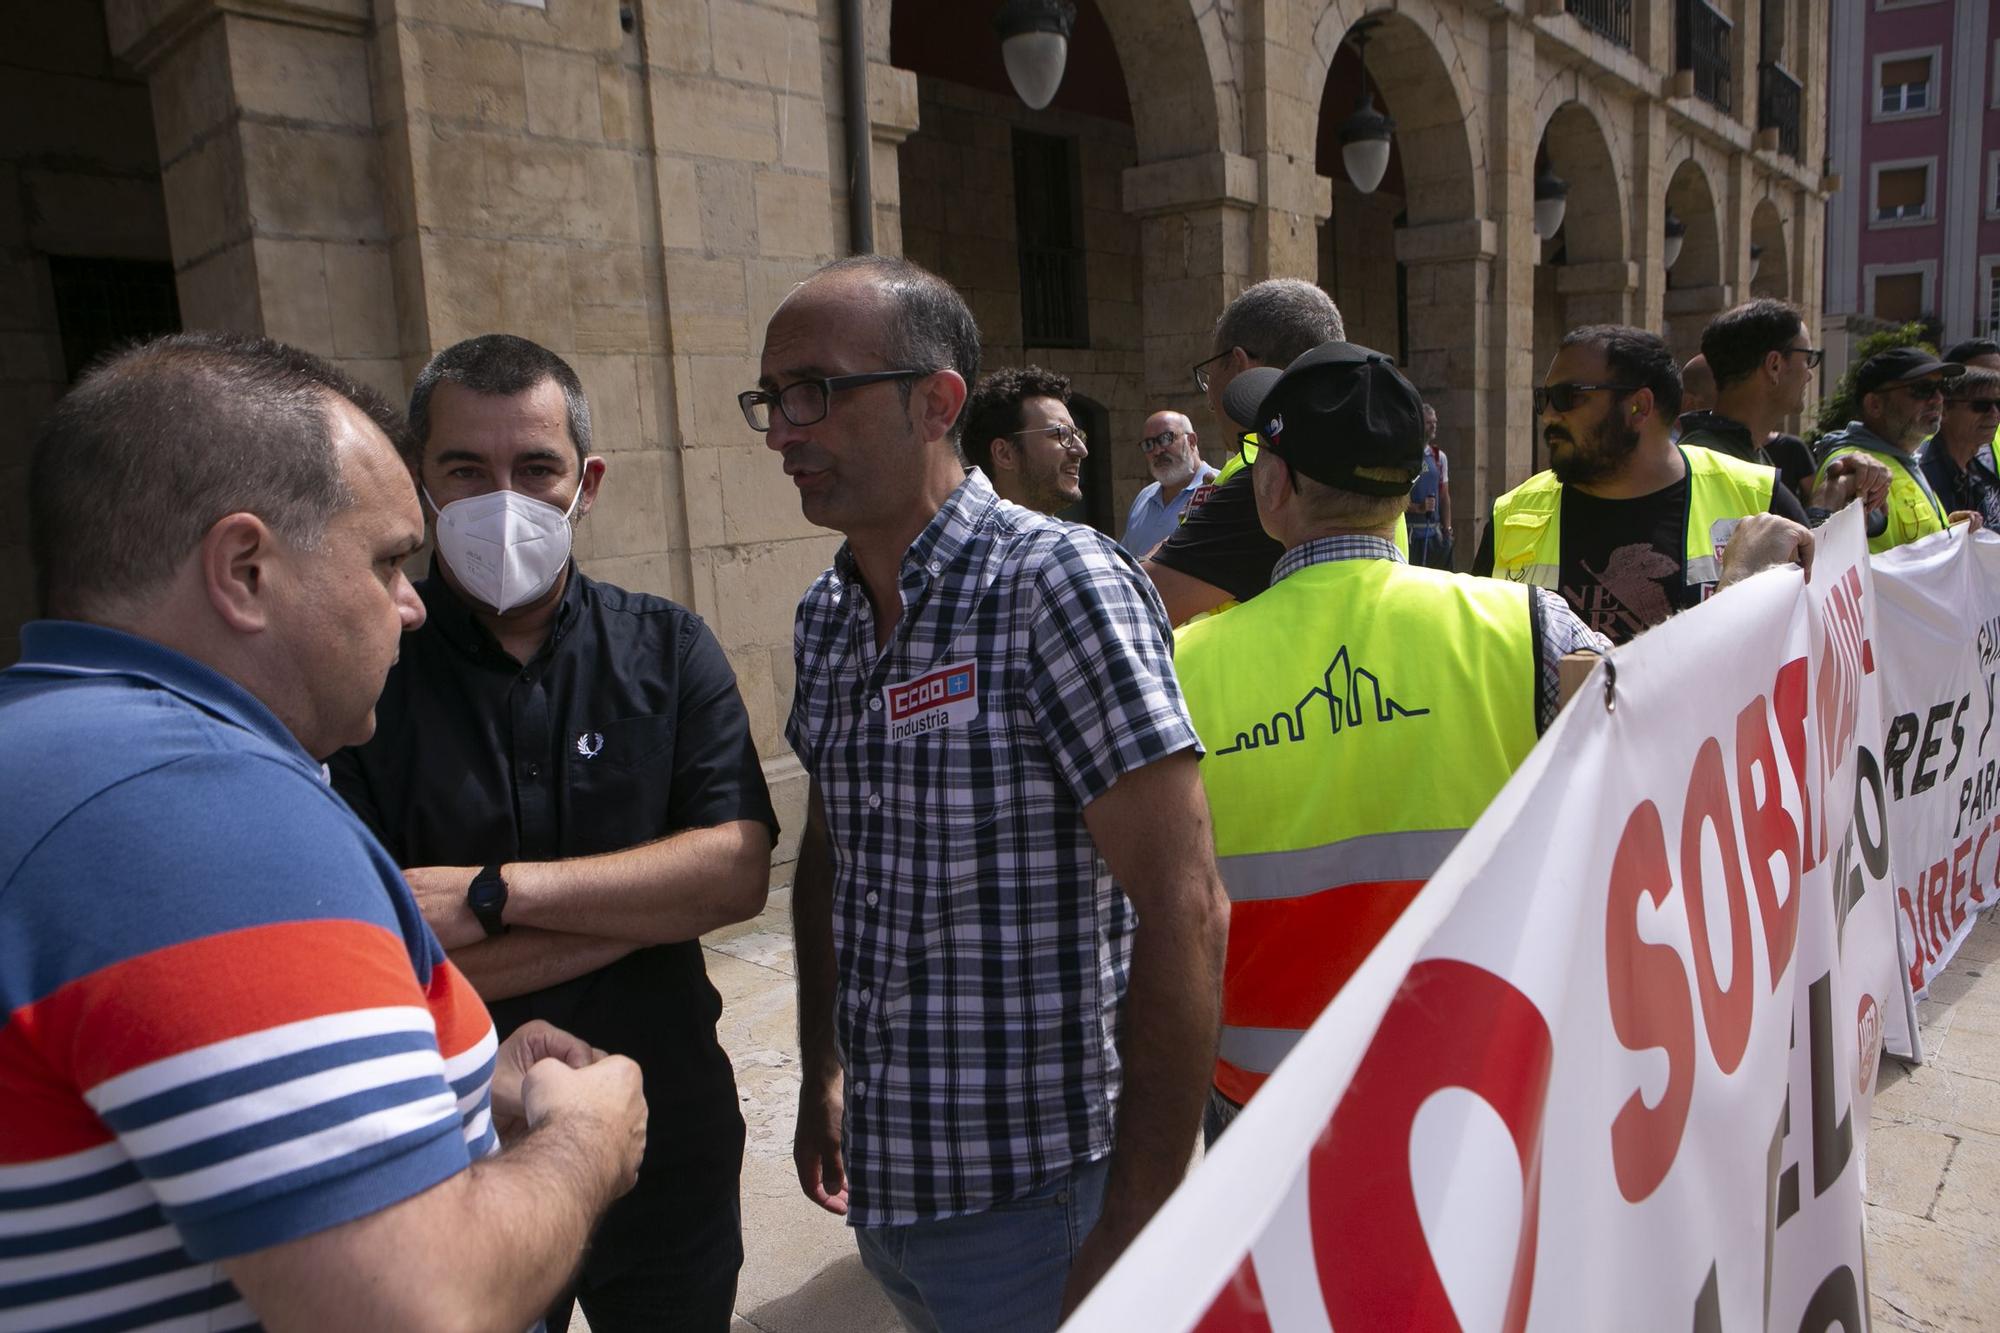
top-left (1814, 321), bottom-right (1941, 438)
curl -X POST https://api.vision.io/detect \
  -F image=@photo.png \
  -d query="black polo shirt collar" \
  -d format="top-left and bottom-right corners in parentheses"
top-left (418, 562), bottom-right (583, 667)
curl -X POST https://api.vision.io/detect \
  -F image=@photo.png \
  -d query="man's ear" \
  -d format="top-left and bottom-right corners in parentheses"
top-left (989, 436), bottom-right (1018, 473)
top-left (914, 369), bottom-right (969, 446)
top-left (574, 455), bottom-right (608, 520)
top-left (201, 512), bottom-right (277, 634)
top-left (1628, 387), bottom-right (1657, 422)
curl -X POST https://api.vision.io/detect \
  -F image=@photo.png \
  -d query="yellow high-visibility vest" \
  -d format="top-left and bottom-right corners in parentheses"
top-left (1490, 445), bottom-right (1775, 589)
top-left (1818, 443), bottom-right (1946, 554)
top-left (1174, 556), bottom-right (1538, 1103)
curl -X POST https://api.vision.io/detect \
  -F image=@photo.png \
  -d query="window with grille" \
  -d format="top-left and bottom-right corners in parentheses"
top-left (1878, 55), bottom-right (1933, 114)
top-left (47, 256), bottom-right (181, 384)
top-left (1873, 272), bottom-right (1926, 323)
top-left (1013, 130), bottom-right (1089, 349)
top-left (1989, 151), bottom-right (2000, 216)
top-left (1874, 165), bottom-right (1931, 222)
top-left (1985, 265), bottom-right (2000, 336)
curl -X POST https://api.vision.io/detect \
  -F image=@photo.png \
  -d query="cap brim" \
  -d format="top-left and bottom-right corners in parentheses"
top-left (1220, 366), bottom-right (1283, 431)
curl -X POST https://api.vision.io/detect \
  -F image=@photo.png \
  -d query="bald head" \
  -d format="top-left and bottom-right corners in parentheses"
top-left (1141, 408), bottom-right (1203, 488)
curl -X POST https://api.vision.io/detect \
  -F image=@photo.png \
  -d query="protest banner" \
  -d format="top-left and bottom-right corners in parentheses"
top-left (1065, 507), bottom-right (1902, 1331)
top-left (1872, 527), bottom-right (2000, 1014)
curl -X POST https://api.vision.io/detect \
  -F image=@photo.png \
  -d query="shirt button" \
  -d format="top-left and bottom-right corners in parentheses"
top-left (868, 697), bottom-right (882, 712)
top-left (860, 987), bottom-right (872, 1003)
top-left (927, 560), bottom-right (942, 575)
top-left (518, 670), bottom-right (531, 683)
top-left (866, 891), bottom-right (879, 907)
top-left (868, 793), bottom-right (881, 809)
top-left (853, 1079), bottom-right (866, 1095)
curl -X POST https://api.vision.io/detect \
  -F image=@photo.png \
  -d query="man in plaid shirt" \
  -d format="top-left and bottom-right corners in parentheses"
top-left (745, 256), bottom-right (1228, 1330)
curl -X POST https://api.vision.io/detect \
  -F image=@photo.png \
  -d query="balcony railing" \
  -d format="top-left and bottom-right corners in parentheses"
top-left (1564, 0), bottom-right (1633, 50)
top-left (1758, 62), bottom-right (1802, 160)
top-left (1677, 0), bottom-right (1735, 114)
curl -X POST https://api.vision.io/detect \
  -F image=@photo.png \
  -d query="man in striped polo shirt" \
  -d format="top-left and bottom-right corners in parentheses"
top-left (0, 333), bottom-right (645, 1331)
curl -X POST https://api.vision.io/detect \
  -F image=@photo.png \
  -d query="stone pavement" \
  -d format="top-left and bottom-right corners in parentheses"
top-left (1867, 910), bottom-right (2000, 1332)
top-left (575, 898), bottom-right (2000, 1332)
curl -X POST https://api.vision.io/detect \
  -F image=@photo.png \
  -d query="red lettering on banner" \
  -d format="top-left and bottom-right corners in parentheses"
top-left (1926, 861), bottom-right (1950, 956)
top-left (1683, 738), bottom-right (1755, 1074)
top-left (1774, 659), bottom-right (1817, 874)
top-left (1310, 959), bottom-right (1551, 1332)
top-left (1896, 884), bottom-right (1926, 993)
top-left (1738, 695), bottom-right (1801, 992)
top-left (1951, 838), bottom-right (1974, 935)
top-left (1190, 1257), bottom-right (1271, 1332)
top-left (1976, 818), bottom-right (1997, 907)
top-left (1607, 800), bottom-right (1697, 1202)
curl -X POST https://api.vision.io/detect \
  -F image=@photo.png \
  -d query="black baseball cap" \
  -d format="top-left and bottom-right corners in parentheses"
top-left (1855, 346), bottom-right (1964, 396)
top-left (1218, 341), bottom-right (1426, 497)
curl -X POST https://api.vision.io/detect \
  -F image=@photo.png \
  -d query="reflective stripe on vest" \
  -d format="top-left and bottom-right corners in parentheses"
top-left (1490, 445), bottom-right (1776, 590)
top-left (1819, 444), bottom-right (1946, 555)
top-left (1173, 559), bottom-right (1539, 1106)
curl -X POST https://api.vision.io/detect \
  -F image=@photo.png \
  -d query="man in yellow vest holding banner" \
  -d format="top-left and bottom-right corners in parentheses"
top-left (1472, 324), bottom-right (1809, 644)
top-left (1176, 341), bottom-right (1610, 1141)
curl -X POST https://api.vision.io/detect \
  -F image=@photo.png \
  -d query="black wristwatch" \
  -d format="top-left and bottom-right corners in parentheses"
top-left (467, 864), bottom-right (509, 937)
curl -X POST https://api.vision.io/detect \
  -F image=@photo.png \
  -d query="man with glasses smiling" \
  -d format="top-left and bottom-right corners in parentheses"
top-left (1473, 324), bottom-right (1810, 644)
top-left (1120, 410), bottom-right (1216, 555)
top-left (1815, 346), bottom-right (1972, 553)
top-left (960, 365), bottom-right (1090, 515)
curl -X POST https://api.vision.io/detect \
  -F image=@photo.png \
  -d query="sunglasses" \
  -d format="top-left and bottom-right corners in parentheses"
top-left (1890, 381), bottom-right (1946, 402)
top-left (1139, 430), bottom-right (1182, 454)
top-left (1951, 398), bottom-right (2000, 413)
top-left (1533, 381), bottom-right (1639, 415)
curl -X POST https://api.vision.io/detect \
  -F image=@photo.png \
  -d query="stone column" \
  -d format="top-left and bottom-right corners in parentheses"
top-left (1480, 13), bottom-right (1538, 531)
top-left (1123, 151), bottom-right (1260, 429)
top-left (104, 0), bottom-right (401, 399)
top-left (1398, 219), bottom-right (1495, 548)
top-left (1630, 100), bottom-right (1670, 336)
top-left (1240, 0), bottom-right (1328, 282)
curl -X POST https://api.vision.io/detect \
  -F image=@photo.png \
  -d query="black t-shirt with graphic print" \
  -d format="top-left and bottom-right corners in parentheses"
top-left (1472, 474), bottom-right (1806, 645)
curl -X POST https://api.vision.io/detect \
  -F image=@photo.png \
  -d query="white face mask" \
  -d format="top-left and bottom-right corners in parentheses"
top-left (424, 483), bottom-right (584, 615)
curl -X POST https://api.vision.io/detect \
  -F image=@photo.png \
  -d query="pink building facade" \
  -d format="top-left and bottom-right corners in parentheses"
top-left (1825, 0), bottom-right (2000, 375)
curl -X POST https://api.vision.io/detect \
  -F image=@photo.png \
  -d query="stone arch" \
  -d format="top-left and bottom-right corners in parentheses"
top-left (1094, 0), bottom-right (1240, 160)
top-left (1536, 100), bottom-right (1626, 268)
top-left (1749, 195), bottom-right (1790, 300)
top-left (1663, 154), bottom-right (1727, 363)
top-left (1308, 1), bottom-right (1485, 225)
top-left (1664, 154), bottom-right (1724, 291)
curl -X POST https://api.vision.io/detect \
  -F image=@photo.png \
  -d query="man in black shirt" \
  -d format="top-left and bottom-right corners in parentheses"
top-left (1677, 298), bottom-right (1889, 521)
top-left (1473, 324), bottom-right (1812, 644)
top-left (328, 335), bottom-right (777, 1333)
top-left (1142, 279), bottom-right (1344, 621)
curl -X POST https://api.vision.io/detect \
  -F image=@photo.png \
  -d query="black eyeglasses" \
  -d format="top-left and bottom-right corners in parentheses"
top-left (1779, 345), bottom-right (1826, 370)
top-left (738, 369), bottom-right (928, 431)
top-left (1236, 431), bottom-right (1261, 465)
top-left (1892, 381), bottom-right (1946, 402)
top-left (1533, 381), bottom-right (1639, 415)
top-left (1952, 398), bottom-right (2000, 413)
top-left (1193, 348), bottom-right (1256, 394)
top-left (1012, 423), bottom-right (1088, 453)
top-left (1139, 429), bottom-right (1182, 454)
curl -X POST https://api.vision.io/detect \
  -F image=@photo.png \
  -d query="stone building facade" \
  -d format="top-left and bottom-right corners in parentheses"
top-left (3, 0), bottom-right (1830, 874)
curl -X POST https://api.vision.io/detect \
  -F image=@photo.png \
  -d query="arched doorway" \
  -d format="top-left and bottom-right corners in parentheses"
top-left (1749, 197), bottom-right (1790, 301)
top-left (1663, 156), bottom-right (1726, 365)
top-left (1530, 100), bottom-right (1627, 470)
top-left (1311, 7), bottom-right (1482, 543)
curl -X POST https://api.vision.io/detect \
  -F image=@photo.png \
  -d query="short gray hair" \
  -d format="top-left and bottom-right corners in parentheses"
top-left (1214, 279), bottom-right (1345, 368)
top-left (30, 332), bottom-right (401, 618)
